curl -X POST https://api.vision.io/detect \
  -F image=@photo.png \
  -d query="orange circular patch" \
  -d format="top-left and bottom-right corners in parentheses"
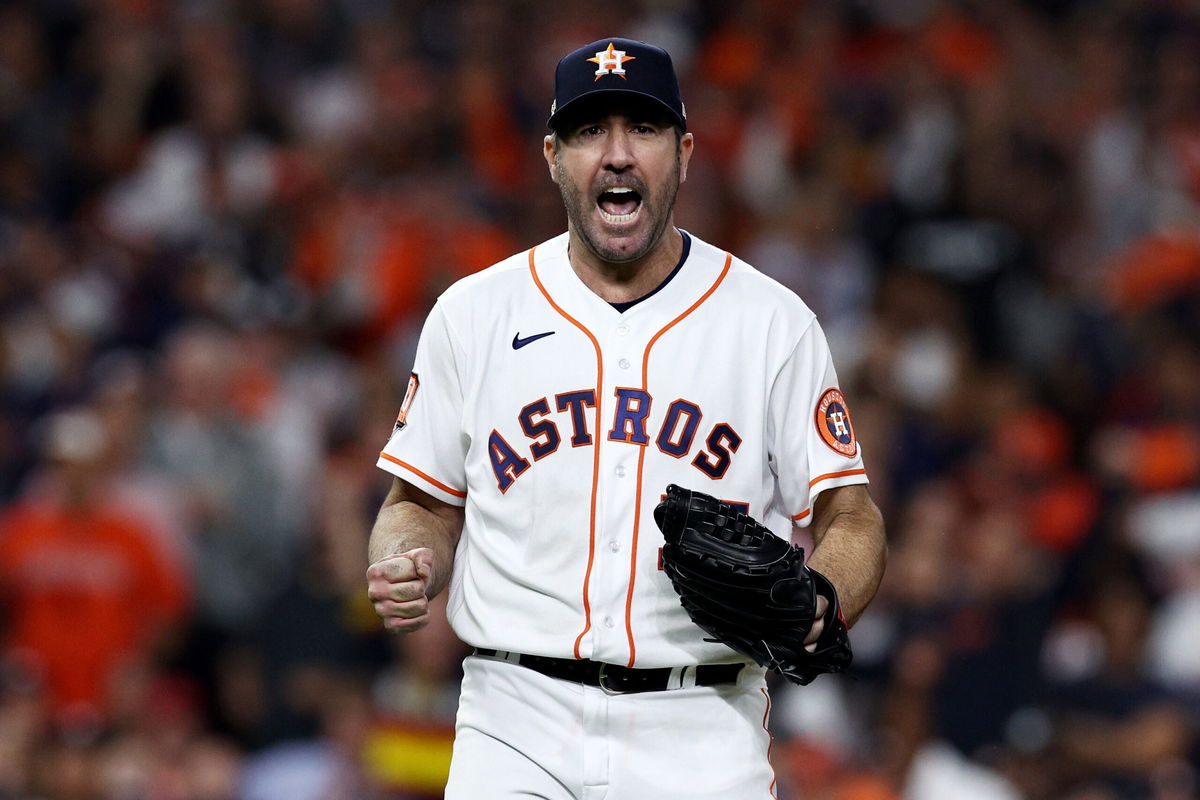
top-left (815, 388), bottom-right (857, 457)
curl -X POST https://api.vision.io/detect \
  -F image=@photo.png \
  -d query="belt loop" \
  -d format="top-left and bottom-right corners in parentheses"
top-left (475, 648), bottom-right (521, 665)
top-left (680, 665), bottom-right (697, 689)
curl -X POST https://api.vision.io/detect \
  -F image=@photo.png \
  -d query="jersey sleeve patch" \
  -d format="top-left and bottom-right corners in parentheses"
top-left (815, 387), bottom-right (857, 457)
top-left (392, 372), bottom-right (420, 435)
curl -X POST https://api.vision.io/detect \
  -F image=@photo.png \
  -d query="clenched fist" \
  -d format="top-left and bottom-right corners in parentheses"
top-left (366, 548), bottom-right (436, 632)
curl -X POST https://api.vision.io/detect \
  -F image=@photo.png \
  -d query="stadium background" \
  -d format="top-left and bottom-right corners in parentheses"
top-left (1, 0), bottom-right (1198, 798)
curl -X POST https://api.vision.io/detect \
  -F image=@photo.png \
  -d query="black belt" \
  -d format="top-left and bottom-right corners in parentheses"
top-left (473, 649), bottom-right (744, 694)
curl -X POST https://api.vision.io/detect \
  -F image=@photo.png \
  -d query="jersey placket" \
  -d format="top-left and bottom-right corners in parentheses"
top-left (577, 253), bottom-right (735, 667)
top-left (588, 317), bottom-right (648, 667)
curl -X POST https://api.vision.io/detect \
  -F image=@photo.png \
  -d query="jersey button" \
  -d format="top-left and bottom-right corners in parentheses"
top-left (618, 358), bottom-right (630, 369)
top-left (603, 616), bottom-right (615, 629)
top-left (615, 465), bottom-right (627, 477)
top-left (617, 324), bottom-right (630, 336)
top-left (609, 540), bottom-right (620, 553)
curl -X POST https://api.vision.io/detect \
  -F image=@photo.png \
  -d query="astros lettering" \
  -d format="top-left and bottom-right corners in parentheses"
top-left (489, 390), bottom-right (741, 492)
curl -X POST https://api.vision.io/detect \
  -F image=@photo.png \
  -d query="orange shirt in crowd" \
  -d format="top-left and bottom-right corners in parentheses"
top-left (0, 500), bottom-right (191, 716)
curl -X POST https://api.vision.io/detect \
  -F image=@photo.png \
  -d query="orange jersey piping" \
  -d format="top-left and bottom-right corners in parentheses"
top-left (624, 251), bottom-right (733, 667)
top-left (808, 467), bottom-right (868, 487)
top-left (378, 453), bottom-right (467, 499)
top-left (790, 468), bottom-right (868, 520)
top-left (528, 246), bottom-right (605, 661)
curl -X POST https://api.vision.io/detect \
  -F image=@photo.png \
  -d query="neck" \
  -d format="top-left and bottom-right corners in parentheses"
top-left (567, 225), bottom-right (682, 304)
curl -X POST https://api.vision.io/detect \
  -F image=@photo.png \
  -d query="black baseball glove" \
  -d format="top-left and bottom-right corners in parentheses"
top-left (653, 484), bottom-right (852, 685)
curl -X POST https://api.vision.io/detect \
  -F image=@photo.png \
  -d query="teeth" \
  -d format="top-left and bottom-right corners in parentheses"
top-left (597, 186), bottom-right (640, 224)
top-left (599, 206), bottom-right (640, 223)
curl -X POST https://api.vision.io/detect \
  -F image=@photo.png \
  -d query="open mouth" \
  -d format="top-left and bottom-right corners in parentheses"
top-left (597, 187), bottom-right (643, 223)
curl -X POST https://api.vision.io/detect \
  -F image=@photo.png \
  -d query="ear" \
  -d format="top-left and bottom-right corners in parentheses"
top-left (679, 133), bottom-right (695, 183)
top-left (543, 135), bottom-right (559, 184)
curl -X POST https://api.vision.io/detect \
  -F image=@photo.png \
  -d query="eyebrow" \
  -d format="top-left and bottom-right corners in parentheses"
top-left (565, 115), bottom-right (671, 134)
top-left (561, 101), bottom-right (673, 127)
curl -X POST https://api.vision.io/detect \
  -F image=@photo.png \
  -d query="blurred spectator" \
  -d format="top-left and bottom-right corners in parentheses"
top-left (239, 676), bottom-right (378, 800)
top-left (1133, 492), bottom-right (1200, 694)
top-left (1049, 568), bottom-right (1196, 800)
top-left (91, 351), bottom-right (193, 572)
top-left (100, 14), bottom-right (278, 251)
top-left (746, 175), bottom-right (877, 367)
top-left (238, 437), bottom-right (389, 746)
top-left (0, 408), bottom-right (190, 724)
top-left (142, 323), bottom-right (296, 638)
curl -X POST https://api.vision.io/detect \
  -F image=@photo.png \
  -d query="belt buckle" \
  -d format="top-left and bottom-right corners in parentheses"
top-left (597, 663), bottom-right (630, 695)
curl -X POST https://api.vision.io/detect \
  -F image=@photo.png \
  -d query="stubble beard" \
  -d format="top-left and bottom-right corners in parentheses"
top-left (556, 155), bottom-right (681, 265)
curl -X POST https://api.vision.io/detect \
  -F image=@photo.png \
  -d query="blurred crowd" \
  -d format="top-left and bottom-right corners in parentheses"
top-left (1, 0), bottom-right (1198, 798)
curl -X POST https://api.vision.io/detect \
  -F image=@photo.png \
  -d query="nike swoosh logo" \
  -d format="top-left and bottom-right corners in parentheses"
top-left (512, 331), bottom-right (556, 350)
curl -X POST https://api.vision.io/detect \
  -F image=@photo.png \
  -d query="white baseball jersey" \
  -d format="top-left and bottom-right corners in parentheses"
top-left (377, 230), bottom-right (868, 669)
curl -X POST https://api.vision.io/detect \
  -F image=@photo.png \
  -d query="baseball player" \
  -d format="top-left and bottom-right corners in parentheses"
top-left (367, 37), bottom-right (887, 799)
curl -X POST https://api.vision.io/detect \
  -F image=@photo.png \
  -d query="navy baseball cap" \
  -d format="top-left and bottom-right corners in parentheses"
top-left (548, 37), bottom-right (686, 132)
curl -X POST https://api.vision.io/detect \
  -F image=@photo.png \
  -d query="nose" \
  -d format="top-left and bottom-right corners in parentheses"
top-left (602, 128), bottom-right (635, 172)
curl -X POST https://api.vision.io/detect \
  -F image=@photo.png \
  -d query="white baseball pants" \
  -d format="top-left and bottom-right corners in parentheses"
top-left (444, 653), bottom-right (779, 799)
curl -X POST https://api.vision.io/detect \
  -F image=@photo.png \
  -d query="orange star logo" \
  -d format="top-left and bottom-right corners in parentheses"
top-left (588, 42), bottom-right (635, 81)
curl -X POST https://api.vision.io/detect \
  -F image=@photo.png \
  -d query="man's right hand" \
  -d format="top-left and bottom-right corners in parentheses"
top-left (366, 547), bottom-right (436, 632)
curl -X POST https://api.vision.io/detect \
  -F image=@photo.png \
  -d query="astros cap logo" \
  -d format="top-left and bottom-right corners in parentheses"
top-left (588, 42), bottom-right (635, 80)
top-left (548, 37), bottom-right (686, 132)
top-left (816, 388), bottom-right (857, 457)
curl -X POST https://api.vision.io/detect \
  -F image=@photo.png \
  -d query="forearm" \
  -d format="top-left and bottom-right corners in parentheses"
top-left (806, 485), bottom-right (887, 626)
top-left (368, 479), bottom-right (464, 599)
